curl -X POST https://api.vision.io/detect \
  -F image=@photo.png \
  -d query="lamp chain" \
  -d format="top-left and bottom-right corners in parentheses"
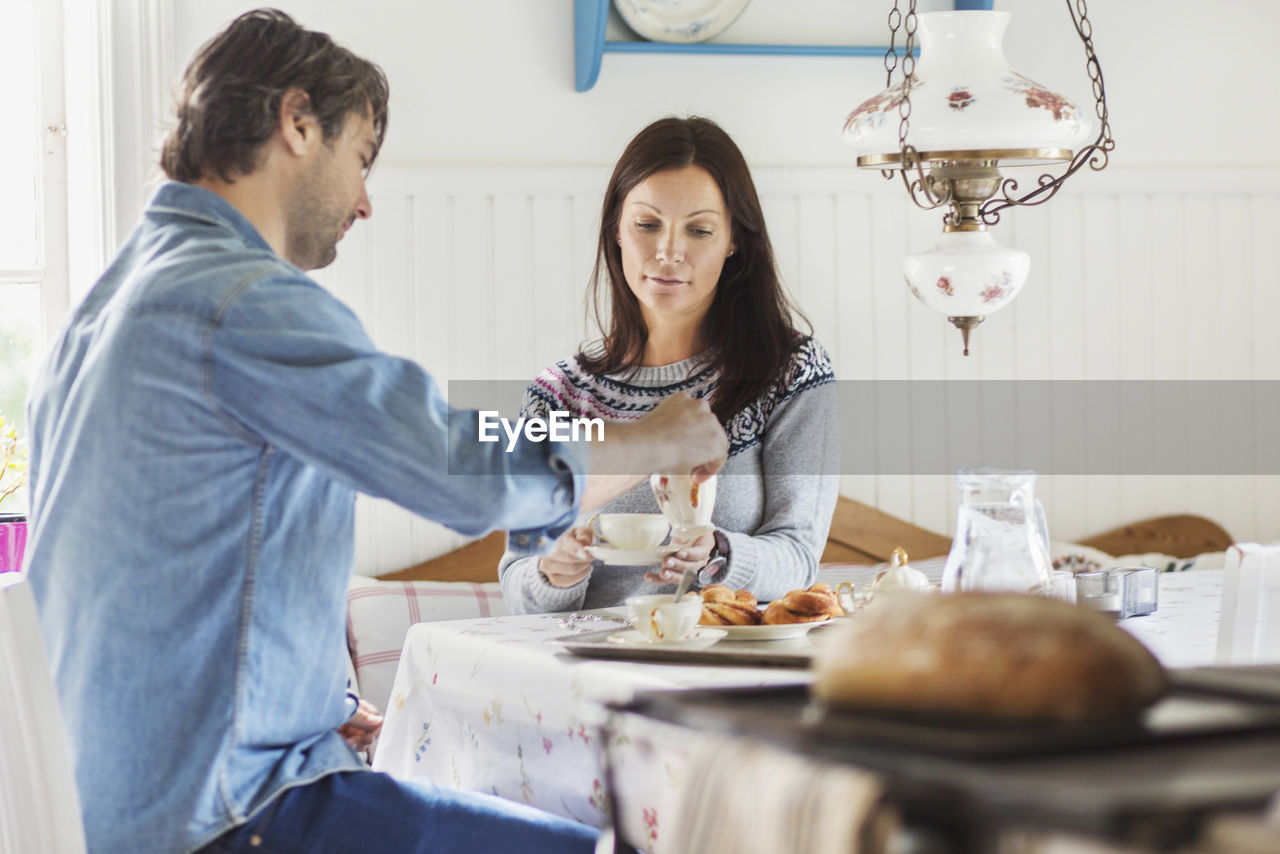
top-left (885, 0), bottom-right (946, 211)
top-left (980, 0), bottom-right (1114, 223)
top-left (895, 1), bottom-right (916, 156)
top-left (882, 3), bottom-right (901, 87)
top-left (878, 0), bottom-right (904, 180)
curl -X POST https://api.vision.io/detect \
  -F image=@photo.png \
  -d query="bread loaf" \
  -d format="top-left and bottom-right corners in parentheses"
top-left (812, 592), bottom-right (1167, 722)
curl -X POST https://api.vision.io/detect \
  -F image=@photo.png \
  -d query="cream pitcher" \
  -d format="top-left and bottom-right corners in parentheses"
top-left (942, 467), bottom-right (1053, 593)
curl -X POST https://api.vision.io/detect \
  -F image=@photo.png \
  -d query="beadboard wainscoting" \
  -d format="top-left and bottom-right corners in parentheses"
top-left (318, 166), bottom-right (1280, 576)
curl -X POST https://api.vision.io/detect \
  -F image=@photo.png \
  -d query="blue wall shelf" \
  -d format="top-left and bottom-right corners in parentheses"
top-left (574, 0), bottom-right (993, 92)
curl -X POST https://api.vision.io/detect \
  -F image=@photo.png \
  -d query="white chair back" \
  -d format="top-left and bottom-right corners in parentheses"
top-left (1217, 542), bottom-right (1280, 664)
top-left (0, 573), bottom-right (87, 854)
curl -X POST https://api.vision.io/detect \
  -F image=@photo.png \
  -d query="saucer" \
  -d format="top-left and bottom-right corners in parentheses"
top-left (714, 621), bottom-right (829, 641)
top-left (587, 544), bottom-right (680, 566)
top-left (606, 628), bottom-right (727, 649)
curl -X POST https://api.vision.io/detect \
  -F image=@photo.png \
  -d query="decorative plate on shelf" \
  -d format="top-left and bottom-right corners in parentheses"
top-left (613, 0), bottom-right (752, 44)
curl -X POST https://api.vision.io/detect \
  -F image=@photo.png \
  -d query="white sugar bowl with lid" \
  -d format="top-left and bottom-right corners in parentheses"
top-left (871, 547), bottom-right (933, 593)
top-left (834, 547), bottom-right (933, 614)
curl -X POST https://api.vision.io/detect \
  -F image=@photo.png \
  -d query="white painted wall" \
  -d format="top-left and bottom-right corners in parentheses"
top-left (169, 0), bottom-right (1280, 170)
top-left (312, 164), bottom-right (1280, 575)
top-left (144, 1), bottom-right (1280, 573)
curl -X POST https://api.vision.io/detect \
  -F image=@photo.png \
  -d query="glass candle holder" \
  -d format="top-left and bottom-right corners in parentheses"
top-left (1113, 565), bottom-right (1159, 618)
top-left (1074, 569), bottom-right (1121, 616)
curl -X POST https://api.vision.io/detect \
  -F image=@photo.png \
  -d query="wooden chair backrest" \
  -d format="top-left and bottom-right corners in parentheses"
top-left (1076, 514), bottom-right (1233, 559)
top-left (377, 532), bottom-right (507, 584)
top-left (819, 496), bottom-right (952, 565)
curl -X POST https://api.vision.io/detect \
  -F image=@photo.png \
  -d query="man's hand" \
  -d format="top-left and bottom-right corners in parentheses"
top-left (538, 526), bottom-right (595, 588)
top-left (580, 393), bottom-right (728, 511)
top-left (338, 698), bottom-right (384, 752)
top-left (635, 393), bottom-right (728, 480)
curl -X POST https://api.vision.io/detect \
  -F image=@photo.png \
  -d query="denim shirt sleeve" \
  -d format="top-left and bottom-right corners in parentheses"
top-left (205, 271), bottom-right (585, 548)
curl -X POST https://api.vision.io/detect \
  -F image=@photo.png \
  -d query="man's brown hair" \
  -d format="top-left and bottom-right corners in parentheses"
top-left (160, 8), bottom-right (389, 183)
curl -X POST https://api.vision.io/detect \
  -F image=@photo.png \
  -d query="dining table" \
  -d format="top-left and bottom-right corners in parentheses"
top-left (372, 566), bottom-right (1269, 853)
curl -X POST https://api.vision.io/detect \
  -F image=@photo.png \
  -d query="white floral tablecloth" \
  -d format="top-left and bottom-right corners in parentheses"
top-left (1119, 568), bottom-right (1226, 668)
top-left (373, 569), bottom-right (1234, 852)
top-left (371, 611), bottom-right (809, 849)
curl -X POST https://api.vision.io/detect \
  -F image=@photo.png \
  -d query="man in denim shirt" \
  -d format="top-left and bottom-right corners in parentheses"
top-left (24, 10), bottom-right (726, 854)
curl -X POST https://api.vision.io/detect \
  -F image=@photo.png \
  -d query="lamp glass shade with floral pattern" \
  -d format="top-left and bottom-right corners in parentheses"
top-left (844, 10), bottom-right (1097, 353)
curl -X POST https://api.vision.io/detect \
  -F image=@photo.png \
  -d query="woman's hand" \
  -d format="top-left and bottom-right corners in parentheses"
top-left (538, 526), bottom-right (596, 588)
top-left (337, 698), bottom-right (384, 752)
top-left (644, 529), bottom-right (715, 585)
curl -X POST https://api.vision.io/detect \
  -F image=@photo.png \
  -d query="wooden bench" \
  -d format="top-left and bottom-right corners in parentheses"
top-left (376, 498), bottom-right (1233, 583)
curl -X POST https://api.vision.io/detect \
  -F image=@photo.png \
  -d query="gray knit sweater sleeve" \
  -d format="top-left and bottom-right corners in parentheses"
top-left (714, 361), bottom-right (841, 601)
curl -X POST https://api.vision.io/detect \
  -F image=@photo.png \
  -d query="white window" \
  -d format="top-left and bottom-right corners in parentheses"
top-left (0, 0), bottom-right (69, 513)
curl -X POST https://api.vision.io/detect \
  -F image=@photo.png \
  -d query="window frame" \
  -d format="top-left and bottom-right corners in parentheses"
top-left (1, 0), bottom-right (177, 345)
top-left (0, 0), bottom-right (69, 350)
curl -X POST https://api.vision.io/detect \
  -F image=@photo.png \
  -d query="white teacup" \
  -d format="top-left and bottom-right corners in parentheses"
top-left (625, 594), bottom-right (703, 642)
top-left (592, 513), bottom-right (670, 551)
top-left (650, 473), bottom-right (716, 538)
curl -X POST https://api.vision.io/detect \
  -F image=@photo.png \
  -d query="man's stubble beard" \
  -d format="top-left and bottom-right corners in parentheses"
top-left (284, 152), bottom-right (346, 271)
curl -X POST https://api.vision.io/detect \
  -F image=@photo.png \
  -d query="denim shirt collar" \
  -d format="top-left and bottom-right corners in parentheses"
top-left (147, 180), bottom-right (278, 257)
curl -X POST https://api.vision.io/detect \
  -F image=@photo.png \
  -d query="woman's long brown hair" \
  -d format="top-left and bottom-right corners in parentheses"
top-left (578, 116), bottom-right (810, 424)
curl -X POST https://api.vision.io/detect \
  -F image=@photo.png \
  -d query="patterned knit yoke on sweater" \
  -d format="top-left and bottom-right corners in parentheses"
top-left (497, 337), bottom-right (841, 615)
top-left (523, 337), bottom-right (836, 460)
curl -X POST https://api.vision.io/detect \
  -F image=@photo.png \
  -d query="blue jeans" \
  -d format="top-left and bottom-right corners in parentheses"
top-left (197, 770), bottom-right (600, 854)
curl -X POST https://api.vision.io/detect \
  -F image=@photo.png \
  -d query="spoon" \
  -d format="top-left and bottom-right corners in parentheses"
top-left (672, 565), bottom-right (696, 602)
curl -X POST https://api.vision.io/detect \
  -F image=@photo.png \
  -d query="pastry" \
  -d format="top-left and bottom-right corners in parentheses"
top-left (762, 583), bottom-right (843, 624)
top-left (700, 584), bottom-right (757, 607)
top-left (812, 592), bottom-right (1167, 722)
top-left (698, 585), bottom-right (762, 626)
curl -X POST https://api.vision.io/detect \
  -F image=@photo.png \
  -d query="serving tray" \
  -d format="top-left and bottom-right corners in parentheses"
top-left (620, 681), bottom-right (1280, 760)
top-left (557, 627), bottom-right (825, 668)
top-left (612, 673), bottom-right (1280, 845)
top-left (1168, 663), bottom-right (1280, 702)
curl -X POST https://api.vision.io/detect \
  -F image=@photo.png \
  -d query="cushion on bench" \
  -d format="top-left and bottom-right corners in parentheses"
top-left (346, 576), bottom-right (508, 715)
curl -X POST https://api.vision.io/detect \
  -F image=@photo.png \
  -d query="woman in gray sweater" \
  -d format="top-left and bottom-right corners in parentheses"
top-left (499, 117), bottom-right (839, 614)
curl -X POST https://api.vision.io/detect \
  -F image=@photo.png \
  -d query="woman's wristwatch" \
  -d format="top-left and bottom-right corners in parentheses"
top-left (697, 529), bottom-right (731, 586)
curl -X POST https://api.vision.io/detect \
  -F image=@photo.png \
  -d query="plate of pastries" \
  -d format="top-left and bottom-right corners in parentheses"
top-left (697, 583), bottom-right (843, 640)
